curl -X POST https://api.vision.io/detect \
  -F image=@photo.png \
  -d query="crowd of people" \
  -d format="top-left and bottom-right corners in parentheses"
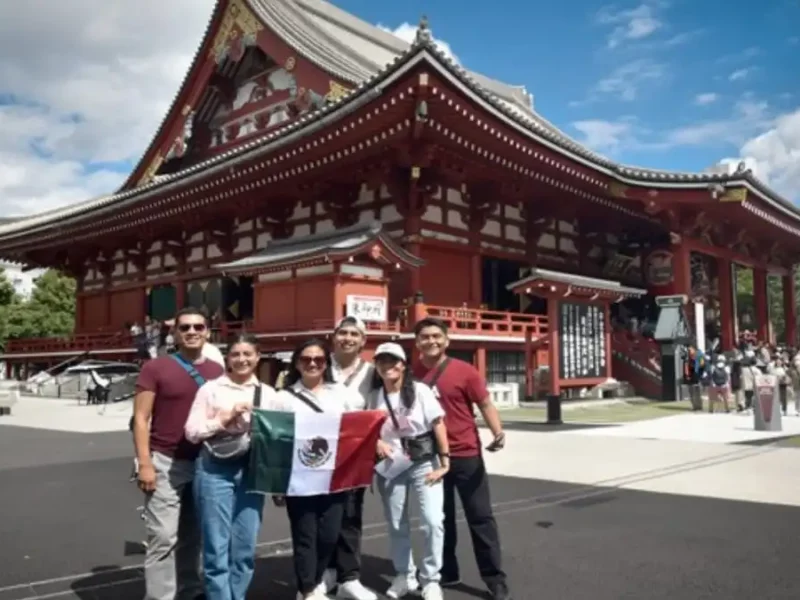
top-left (682, 338), bottom-right (800, 415)
top-left (131, 307), bottom-right (512, 600)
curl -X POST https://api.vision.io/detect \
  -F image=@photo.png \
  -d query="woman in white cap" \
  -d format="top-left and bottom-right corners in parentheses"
top-left (372, 342), bottom-right (450, 600)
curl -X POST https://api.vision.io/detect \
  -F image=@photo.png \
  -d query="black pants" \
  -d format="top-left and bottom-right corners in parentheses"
top-left (328, 487), bottom-right (365, 583)
top-left (745, 390), bottom-right (755, 410)
top-left (780, 384), bottom-right (788, 414)
top-left (442, 455), bottom-right (505, 587)
top-left (285, 493), bottom-right (347, 594)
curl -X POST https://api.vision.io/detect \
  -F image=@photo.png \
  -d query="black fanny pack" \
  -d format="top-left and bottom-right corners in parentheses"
top-left (401, 432), bottom-right (437, 462)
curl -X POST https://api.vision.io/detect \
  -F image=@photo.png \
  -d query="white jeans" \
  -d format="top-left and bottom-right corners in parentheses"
top-left (377, 459), bottom-right (444, 585)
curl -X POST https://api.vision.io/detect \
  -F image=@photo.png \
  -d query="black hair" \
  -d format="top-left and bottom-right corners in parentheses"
top-left (371, 354), bottom-right (416, 410)
top-left (413, 317), bottom-right (448, 337)
top-left (226, 332), bottom-right (260, 352)
top-left (174, 306), bottom-right (209, 325)
top-left (284, 338), bottom-right (335, 387)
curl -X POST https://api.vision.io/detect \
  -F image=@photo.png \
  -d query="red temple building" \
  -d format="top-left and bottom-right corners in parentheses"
top-left (1, 0), bottom-right (798, 398)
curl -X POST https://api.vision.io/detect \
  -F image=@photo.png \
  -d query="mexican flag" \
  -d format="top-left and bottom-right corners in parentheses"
top-left (247, 409), bottom-right (387, 496)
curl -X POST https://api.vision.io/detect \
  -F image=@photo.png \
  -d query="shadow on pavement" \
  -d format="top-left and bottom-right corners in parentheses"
top-left (503, 421), bottom-right (617, 432)
top-left (69, 554), bottom-right (405, 600)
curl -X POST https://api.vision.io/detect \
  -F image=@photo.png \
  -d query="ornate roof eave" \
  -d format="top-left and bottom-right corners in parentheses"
top-left (215, 221), bottom-right (425, 275)
top-left (507, 268), bottom-right (646, 300)
top-left (1, 25), bottom-right (797, 245)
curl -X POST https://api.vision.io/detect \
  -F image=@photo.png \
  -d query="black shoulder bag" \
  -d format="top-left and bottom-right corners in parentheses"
top-left (383, 385), bottom-right (438, 463)
top-left (203, 385), bottom-right (262, 461)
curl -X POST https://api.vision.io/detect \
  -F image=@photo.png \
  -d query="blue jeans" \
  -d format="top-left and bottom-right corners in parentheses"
top-left (194, 450), bottom-right (265, 600)
top-left (377, 459), bottom-right (444, 585)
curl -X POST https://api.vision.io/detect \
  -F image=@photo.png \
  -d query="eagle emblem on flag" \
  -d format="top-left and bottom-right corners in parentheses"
top-left (298, 437), bottom-right (332, 468)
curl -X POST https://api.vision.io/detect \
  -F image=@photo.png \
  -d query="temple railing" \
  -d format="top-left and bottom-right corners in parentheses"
top-left (5, 331), bottom-right (133, 355)
top-left (412, 305), bottom-right (548, 337)
top-left (2, 304), bottom-right (547, 357)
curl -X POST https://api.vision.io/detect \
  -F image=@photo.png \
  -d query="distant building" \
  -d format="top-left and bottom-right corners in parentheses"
top-left (0, 261), bottom-right (43, 300)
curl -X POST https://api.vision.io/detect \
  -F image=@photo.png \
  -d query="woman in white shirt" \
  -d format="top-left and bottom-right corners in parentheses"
top-left (184, 333), bottom-right (280, 600)
top-left (275, 339), bottom-right (363, 600)
top-left (372, 342), bottom-right (450, 600)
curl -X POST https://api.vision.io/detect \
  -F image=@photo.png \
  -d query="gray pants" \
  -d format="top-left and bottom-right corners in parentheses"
top-left (143, 452), bottom-right (202, 600)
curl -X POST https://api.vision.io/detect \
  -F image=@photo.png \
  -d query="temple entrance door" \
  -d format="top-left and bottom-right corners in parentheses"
top-left (220, 275), bottom-right (254, 324)
top-left (481, 257), bottom-right (534, 312)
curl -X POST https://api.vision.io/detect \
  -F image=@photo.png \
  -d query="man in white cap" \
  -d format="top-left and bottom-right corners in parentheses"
top-left (321, 315), bottom-right (377, 600)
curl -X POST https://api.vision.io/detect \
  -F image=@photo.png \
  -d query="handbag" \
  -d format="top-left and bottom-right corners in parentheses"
top-left (203, 385), bottom-right (262, 461)
top-left (382, 389), bottom-right (437, 463)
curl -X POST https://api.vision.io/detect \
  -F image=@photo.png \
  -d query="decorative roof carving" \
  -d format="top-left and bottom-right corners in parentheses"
top-left (0, 0), bottom-right (797, 250)
top-left (216, 221), bottom-right (424, 273)
top-left (210, 0), bottom-right (264, 64)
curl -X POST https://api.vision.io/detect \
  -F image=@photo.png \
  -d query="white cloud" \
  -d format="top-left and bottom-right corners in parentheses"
top-left (0, 0), bottom-right (215, 216)
top-left (694, 93), bottom-right (719, 106)
top-left (596, 3), bottom-right (664, 48)
top-left (722, 107), bottom-right (800, 200)
top-left (729, 68), bottom-right (752, 81)
top-left (572, 119), bottom-right (636, 152)
top-left (593, 59), bottom-right (666, 101)
top-left (378, 22), bottom-right (459, 63)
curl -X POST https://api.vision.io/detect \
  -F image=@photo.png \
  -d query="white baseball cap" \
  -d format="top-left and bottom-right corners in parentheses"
top-left (374, 342), bottom-right (407, 362)
top-left (335, 316), bottom-right (366, 335)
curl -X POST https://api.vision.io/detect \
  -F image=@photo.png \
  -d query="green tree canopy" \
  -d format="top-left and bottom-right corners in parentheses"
top-left (0, 269), bottom-right (76, 348)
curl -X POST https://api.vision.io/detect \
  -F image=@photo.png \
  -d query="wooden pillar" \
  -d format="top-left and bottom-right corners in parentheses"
top-left (753, 268), bottom-right (769, 342)
top-left (524, 327), bottom-right (534, 398)
top-left (672, 238), bottom-right (692, 296)
top-left (783, 270), bottom-right (796, 345)
top-left (474, 347), bottom-right (486, 381)
top-left (547, 297), bottom-right (560, 396)
top-left (717, 257), bottom-right (734, 350)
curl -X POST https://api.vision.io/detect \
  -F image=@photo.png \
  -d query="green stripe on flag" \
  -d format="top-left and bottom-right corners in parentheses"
top-left (247, 409), bottom-right (295, 494)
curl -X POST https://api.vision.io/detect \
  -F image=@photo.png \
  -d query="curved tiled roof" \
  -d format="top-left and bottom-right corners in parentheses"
top-left (0, 1), bottom-right (797, 243)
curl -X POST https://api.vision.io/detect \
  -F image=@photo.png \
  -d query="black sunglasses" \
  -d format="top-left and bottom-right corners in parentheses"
top-left (177, 323), bottom-right (207, 333)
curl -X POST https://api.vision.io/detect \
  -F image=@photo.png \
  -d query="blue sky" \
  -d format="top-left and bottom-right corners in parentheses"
top-left (0, 0), bottom-right (797, 216)
top-left (345, 0), bottom-right (800, 190)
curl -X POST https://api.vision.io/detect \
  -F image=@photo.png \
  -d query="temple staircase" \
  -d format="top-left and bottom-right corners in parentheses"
top-left (610, 330), bottom-right (662, 399)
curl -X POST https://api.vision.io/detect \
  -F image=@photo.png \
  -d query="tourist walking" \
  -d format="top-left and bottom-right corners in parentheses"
top-left (276, 339), bottom-right (364, 600)
top-left (412, 318), bottom-right (512, 600)
top-left (373, 342), bottom-right (450, 600)
top-left (132, 307), bottom-right (224, 600)
top-left (321, 316), bottom-right (377, 600)
top-left (184, 333), bottom-right (280, 600)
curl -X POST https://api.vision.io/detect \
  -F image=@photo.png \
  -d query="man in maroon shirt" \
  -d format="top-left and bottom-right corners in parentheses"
top-left (133, 307), bottom-right (225, 600)
top-left (413, 317), bottom-right (511, 600)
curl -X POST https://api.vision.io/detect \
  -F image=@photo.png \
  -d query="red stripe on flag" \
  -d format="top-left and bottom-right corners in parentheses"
top-left (331, 410), bottom-right (387, 492)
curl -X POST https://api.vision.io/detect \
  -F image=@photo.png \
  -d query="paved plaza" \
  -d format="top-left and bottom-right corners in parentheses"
top-left (1, 402), bottom-right (800, 599)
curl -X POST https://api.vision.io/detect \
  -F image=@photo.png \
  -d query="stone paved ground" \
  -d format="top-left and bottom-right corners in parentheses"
top-left (1, 427), bottom-right (799, 600)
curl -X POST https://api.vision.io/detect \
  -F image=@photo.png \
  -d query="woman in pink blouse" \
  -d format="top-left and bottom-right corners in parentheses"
top-left (184, 333), bottom-right (279, 600)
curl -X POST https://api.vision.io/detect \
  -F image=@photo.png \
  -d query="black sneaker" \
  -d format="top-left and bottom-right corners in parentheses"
top-left (488, 581), bottom-right (512, 600)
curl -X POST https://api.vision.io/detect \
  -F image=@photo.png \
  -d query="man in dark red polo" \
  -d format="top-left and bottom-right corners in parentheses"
top-left (413, 317), bottom-right (511, 600)
top-left (133, 307), bottom-right (225, 600)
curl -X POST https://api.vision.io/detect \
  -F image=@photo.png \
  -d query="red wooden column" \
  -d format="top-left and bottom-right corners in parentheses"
top-left (547, 297), bottom-right (560, 396)
top-left (604, 303), bottom-right (612, 379)
top-left (671, 237), bottom-right (692, 296)
top-left (717, 257), bottom-right (735, 350)
top-left (524, 328), bottom-right (534, 398)
top-left (783, 271), bottom-right (797, 345)
top-left (753, 268), bottom-right (769, 342)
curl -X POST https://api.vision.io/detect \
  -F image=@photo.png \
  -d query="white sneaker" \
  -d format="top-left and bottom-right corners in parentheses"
top-left (337, 579), bottom-right (378, 600)
top-left (422, 583), bottom-right (444, 600)
top-left (321, 568), bottom-right (338, 593)
top-left (296, 589), bottom-right (327, 600)
top-left (386, 574), bottom-right (419, 599)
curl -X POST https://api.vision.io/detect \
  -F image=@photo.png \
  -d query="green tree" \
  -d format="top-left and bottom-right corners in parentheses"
top-left (0, 269), bottom-right (76, 348)
top-left (26, 269), bottom-right (76, 337)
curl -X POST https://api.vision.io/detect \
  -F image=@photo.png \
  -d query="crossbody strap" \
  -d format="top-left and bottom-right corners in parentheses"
top-left (342, 360), bottom-right (367, 387)
top-left (381, 388), bottom-right (401, 430)
top-left (253, 384), bottom-right (262, 408)
top-left (424, 358), bottom-right (451, 389)
top-left (286, 388), bottom-right (324, 413)
top-left (171, 354), bottom-right (206, 388)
